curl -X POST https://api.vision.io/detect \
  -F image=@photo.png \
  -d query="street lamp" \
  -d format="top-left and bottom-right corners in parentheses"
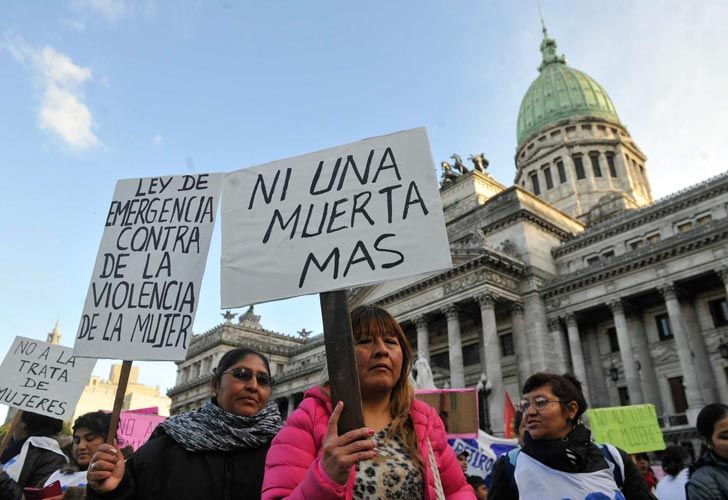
top-left (609, 362), bottom-right (619, 383)
top-left (476, 373), bottom-right (493, 434)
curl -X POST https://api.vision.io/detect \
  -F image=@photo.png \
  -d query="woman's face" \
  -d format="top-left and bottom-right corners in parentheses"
top-left (710, 414), bottom-right (728, 460)
top-left (521, 384), bottom-right (577, 440)
top-left (214, 354), bottom-right (271, 416)
top-left (72, 427), bottom-right (105, 469)
top-left (355, 331), bottom-right (403, 398)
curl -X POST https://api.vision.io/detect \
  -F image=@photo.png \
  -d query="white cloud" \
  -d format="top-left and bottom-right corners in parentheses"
top-left (152, 134), bottom-right (163, 146)
top-left (60, 18), bottom-right (86, 32)
top-left (73, 0), bottom-right (128, 23)
top-left (3, 35), bottom-right (100, 151)
top-left (40, 83), bottom-right (99, 150)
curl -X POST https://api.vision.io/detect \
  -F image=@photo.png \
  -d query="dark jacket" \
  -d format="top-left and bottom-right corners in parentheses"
top-left (0, 442), bottom-right (67, 500)
top-left (86, 430), bottom-right (270, 500)
top-left (686, 450), bottom-right (728, 500)
top-left (488, 425), bottom-right (654, 500)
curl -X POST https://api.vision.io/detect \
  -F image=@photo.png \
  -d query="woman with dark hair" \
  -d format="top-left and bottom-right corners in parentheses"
top-left (87, 347), bottom-right (283, 500)
top-left (686, 403), bottom-right (728, 499)
top-left (655, 445), bottom-right (689, 500)
top-left (0, 411), bottom-right (67, 500)
top-left (488, 372), bottom-right (653, 499)
top-left (262, 305), bottom-right (473, 499)
top-left (43, 411), bottom-right (112, 496)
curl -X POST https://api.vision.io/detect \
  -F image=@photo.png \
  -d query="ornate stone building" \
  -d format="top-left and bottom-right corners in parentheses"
top-left (169, 29), bottom-right (728, 449)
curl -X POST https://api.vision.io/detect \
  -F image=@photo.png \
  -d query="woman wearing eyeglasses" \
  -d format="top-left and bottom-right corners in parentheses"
top-left (262, 305), bottom-right (473, 499)
top-left (86, 347), bottom-right (283, 500)
top-left (488, 372), bottom-right (654, 500)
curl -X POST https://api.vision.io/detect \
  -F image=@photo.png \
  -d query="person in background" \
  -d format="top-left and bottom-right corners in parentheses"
top-left (458, 450), bottom-right (470, 474)
top-left (466, 475), bottom-right (487, 499)
top-left (43, 411), bottom-right (111, 498)
top-left (655, 445), bottom-right (690, 500)
top-left (0, 411), bottom-right (67, 500)
top-left (488, 372), bottom-right (654, 499)
top-left (686, 403), bottom-right (728, 499)
top-left (87, 347), bottom-right (283, 500)
top-left (633, 453), bottom-right (658, 493)
top-left (263, 305), bottom-right (474, 499)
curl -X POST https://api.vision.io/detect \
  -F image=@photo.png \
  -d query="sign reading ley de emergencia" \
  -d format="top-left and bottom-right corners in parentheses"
top-left (75, 174), bottom-right (223, 361)
top-left (221, 127), bottom-right (452, 307)
top-left (0, 337), bottom-right (95, 420)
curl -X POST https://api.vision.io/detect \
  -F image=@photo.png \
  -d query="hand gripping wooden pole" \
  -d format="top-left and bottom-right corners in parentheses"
top-left (320, 290), bottom-right (364, 434)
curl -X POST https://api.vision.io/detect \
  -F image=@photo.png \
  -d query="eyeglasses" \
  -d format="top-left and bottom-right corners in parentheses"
top-left (222, 367), bottom-right (272, 387)
top-left (517, 397), bottom-right (563, 412)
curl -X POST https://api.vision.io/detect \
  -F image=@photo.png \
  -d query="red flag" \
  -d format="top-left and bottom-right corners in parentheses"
top-left (504, 392), bottom-right (517, 438)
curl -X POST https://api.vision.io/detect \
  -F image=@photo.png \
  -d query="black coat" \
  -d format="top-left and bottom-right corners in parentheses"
top-left (86, 431), bottom-right (269, 500)
top-left (0, 443), bottom-right (68, 500)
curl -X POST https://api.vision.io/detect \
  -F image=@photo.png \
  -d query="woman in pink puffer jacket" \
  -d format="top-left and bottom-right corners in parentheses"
top-left (263, 305), bottom-right (474, 499)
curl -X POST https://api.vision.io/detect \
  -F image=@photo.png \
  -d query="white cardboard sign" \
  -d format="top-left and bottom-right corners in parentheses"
top-left (0, 337), bottom-right (95, 420)
top-left (74, 174), bottom-right (223, 361)
top-left (221, 127), bottom-right (452, 308)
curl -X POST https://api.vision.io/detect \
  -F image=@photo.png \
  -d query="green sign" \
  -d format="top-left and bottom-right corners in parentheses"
top-left (587, 404), bottom-right (666, 453)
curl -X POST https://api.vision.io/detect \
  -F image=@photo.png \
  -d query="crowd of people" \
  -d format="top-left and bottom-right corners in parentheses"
top-left (0, 305), bottom-right (725, 499)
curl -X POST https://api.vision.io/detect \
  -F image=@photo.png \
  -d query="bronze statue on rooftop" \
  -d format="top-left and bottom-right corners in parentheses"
top-left (469, 153), bottom-right (489, 172)
top-left (450, 154), bottom-right (469, 174)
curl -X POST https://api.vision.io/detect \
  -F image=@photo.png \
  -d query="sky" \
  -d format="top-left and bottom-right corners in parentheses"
top-left (2, 0), bottom-right (728, 422)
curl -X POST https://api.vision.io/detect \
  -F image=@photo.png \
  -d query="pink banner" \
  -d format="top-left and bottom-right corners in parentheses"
top-left (116, 410), bottom-right (166, 450)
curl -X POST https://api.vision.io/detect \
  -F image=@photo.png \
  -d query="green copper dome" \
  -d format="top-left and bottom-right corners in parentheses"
top-left (517, 30), bottom-right (620, 147)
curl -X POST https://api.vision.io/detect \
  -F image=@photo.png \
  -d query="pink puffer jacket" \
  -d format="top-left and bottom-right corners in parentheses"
top-left (262, 385), bottom-right (474, 499)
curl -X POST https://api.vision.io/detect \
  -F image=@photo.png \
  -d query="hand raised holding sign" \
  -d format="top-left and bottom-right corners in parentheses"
top-left (86, 444), bottom-right (125, 493)
top-left (321, 401), bottom-right (377, 485)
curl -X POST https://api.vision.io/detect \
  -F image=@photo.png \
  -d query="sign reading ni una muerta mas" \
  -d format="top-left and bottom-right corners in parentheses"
top-left (221, 127), bottom-right (452, 308)
top-left (74, 174), bottom-right (223, 362)
top-left (587, 404), bottom-right (666, 454)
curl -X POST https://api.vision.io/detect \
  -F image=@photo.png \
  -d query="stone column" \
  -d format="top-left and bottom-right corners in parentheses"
top-left (608, 300), bottom-right (644, 404)
top-left (565, 314), bottom-right (590, 403)
top-left (682, 299), bottom-right (720, 403)
top-left (510, 301), bottom-right (530, 385)
top-left (585, 328), bottom-right (610, 407)
top-left (548, 317), bottom-right (569, 373)
top-left (659, 285), bottom-right (704, 410)
top-left (627, 313), bottom-right (663, 412)
top-left (287, 394), bottom-right (295, 417)
top-left (442, 304), bottom-right (465, 388)
top-left (523, 291), bottom-right (550, 371)
top-left (477, 293), bottom-right (504, 435)
top-left (414, 315), bottom-right (430, 362)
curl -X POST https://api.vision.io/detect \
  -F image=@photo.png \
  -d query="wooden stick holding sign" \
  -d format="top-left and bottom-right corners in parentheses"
top-left (0, 411), bottom-right (22, 455)
top-left (320, 291), bottom-right (364, 434)
top-left (106, 360), bottom-right (133, 444)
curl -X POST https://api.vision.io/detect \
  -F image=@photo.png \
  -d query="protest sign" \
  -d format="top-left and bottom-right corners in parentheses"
top-left (0, 337), bottom-right (95, 420)
top-left (587, 403), bottom-right (666, 453)
top-left (450, 430), bottom-right (518, 483)
top-left (221, 127), bottom-right (451, 308)
top-left (116, 409), bottom-right (165, 450)
top-left (416, 388), bottom-right (479, 438)
top-left (74, 173), bottom-right (223, 361)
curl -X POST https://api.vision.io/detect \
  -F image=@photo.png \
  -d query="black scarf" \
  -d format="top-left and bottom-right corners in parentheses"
top-left (158, 398), bottom-right (283, 452)
top-left (521, 423), bottom-right (607, 474)
top-left (0, 437), bottom-right (26, 464)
